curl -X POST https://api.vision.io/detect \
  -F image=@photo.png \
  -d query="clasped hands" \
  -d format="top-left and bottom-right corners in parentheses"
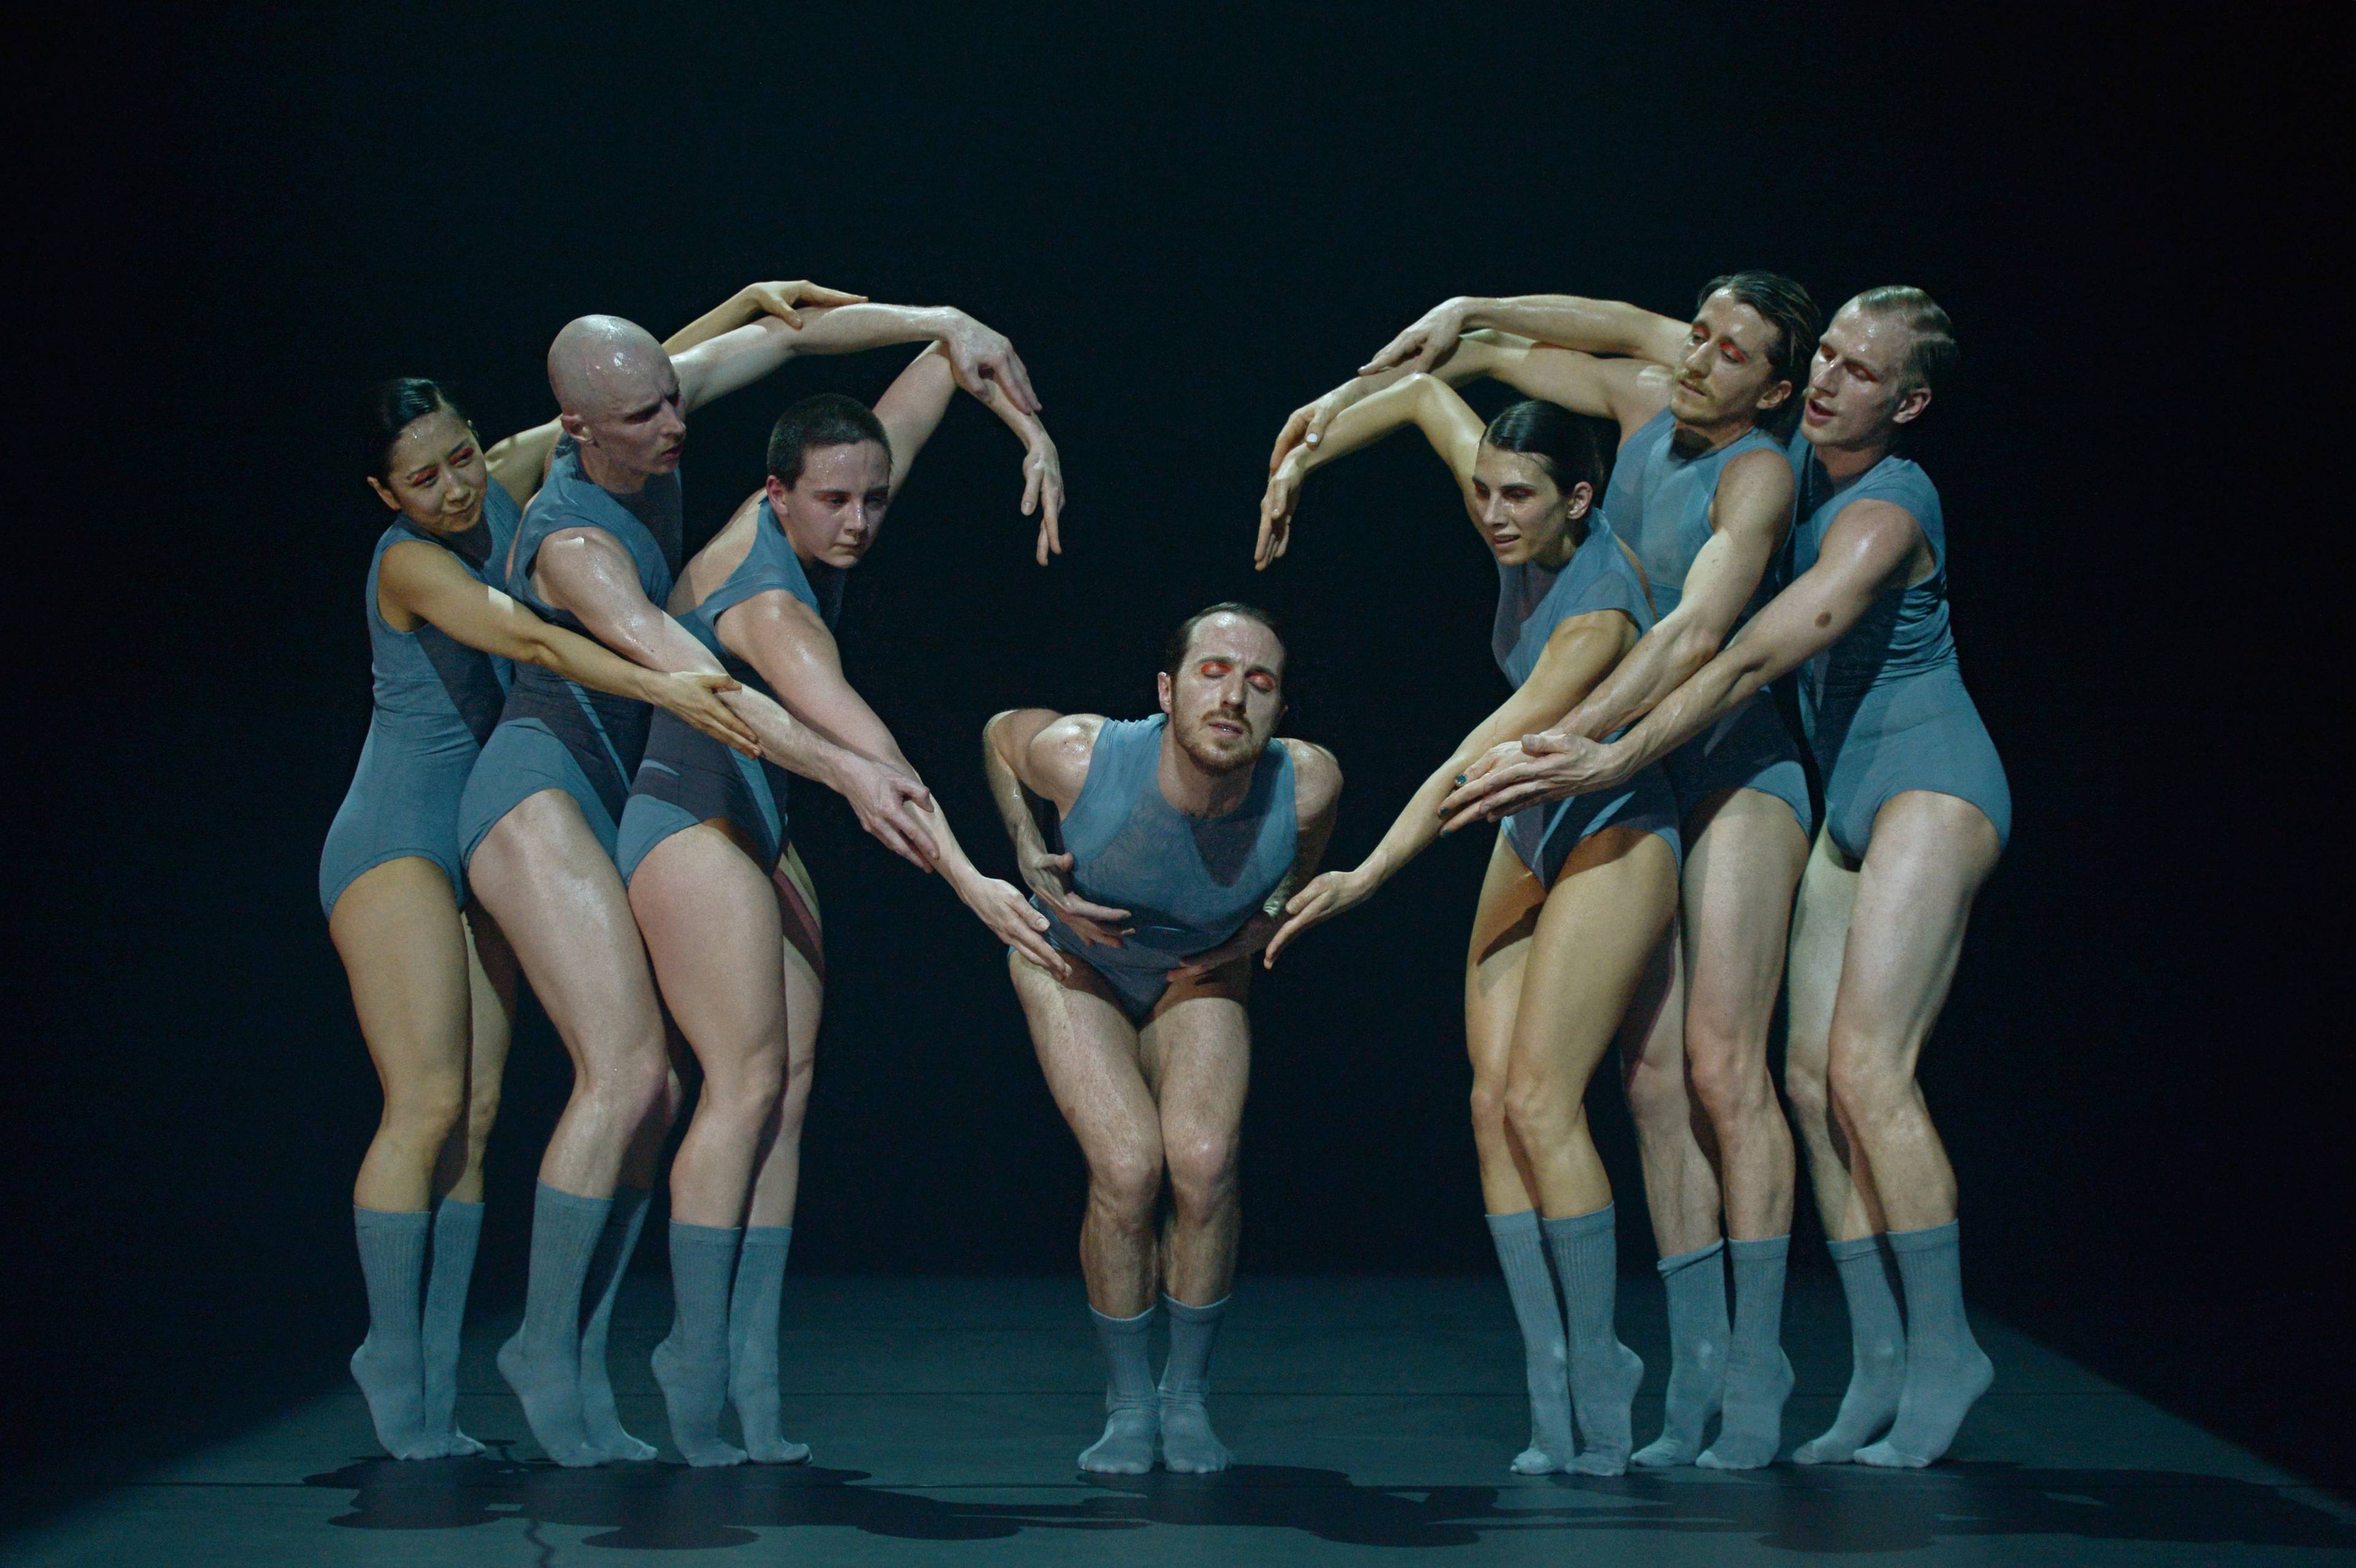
top-left (1436, 730), bottom-right (1627, 828)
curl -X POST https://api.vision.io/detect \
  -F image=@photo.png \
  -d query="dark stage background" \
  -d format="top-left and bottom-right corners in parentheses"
top-left (16, 6), bottom-right (2343, 1496)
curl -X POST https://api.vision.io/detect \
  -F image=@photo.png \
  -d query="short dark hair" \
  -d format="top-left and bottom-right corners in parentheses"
top-left (765, 393), bottom-right (890, 486)
top-left (1164, 602), bottom-right (1286, 682)
top-left (1481, 399), bottom-right (1615, 498)
top-left (1698, 271), bottom-right (1822, 438)
top-left (1849, 285), bottom-right (1959, 396)
top-left (363, 377), bottom-right (464, 480)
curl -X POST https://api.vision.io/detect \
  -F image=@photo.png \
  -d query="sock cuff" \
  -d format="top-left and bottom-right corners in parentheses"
top-left (1161, 1294), bottom-right (1230, 1324)
top-left (1484, 1209), bottom-right (1539, 1239)
top-left (1884, 1220), bottom-right (1960, 1255)
top-left (669, 1220), bottom-right (744, 1253)
top-left (1655, 1239), bottom-right (1725, 1277)
top-left (533, 1182), bottom-right (614, 1219)
top-left (1823, 1233), bottom-right (1885, 1261)
top-left (741, 1225), bottom-right (793, 1251)
top-left (433, 1197), bottom-right (486, 1217)
top-left (354, 1205), bottom-right (431, 1231)
top-left (1539, 1204), bottom-right (1615, 1242)
top-left (1090, 1305), bottom-right (1155, 1334)
top-left (607, 1184), bottom-right (653, 1219)
top-left (1727, 1234), bottom-right (1791, 1262)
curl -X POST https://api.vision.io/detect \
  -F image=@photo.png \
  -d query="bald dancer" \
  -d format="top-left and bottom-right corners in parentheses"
top-left (456, 301), bottom-right (1042, 1466)
top-left (984, 607), bottom-right (1342, 1474)
top-left (1445, 288), bottom-right (2008, 1467)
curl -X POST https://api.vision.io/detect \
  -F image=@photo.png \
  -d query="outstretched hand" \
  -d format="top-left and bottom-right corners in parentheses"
top-left (1360, 298), bottom-right (1472, 379)
top-left (841, 756), bottom-right (941, 870)
top-left (1018, 848), bottom-right (1131, 947)
top-left (962, 870), bottom-right (1069, 977)
top-left (650, 672), bottom-right (761, 758)
top-left (1020, 434), bottom-right (1066, 565)
top-left (1268, 391), bottom-right (1350, 475)
top-left (742, 280), bottom-right (869, 328)
top-left (1261, 866), bottom-right (1381, 968)
top-left (1255, 462), bottom-right (1305, 570)
top-left (1438, 730), bottom-right (1622, 828)
top-left (944, 315), bottom-right (1042, 415)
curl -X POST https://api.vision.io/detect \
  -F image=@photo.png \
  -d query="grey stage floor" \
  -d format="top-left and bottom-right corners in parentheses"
top-left (6, 1275), bottom-right (2349, 1566)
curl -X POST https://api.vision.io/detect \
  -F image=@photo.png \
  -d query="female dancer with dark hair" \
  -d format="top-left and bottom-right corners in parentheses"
top-left (615, 342), bottom-right (1064, 1465)
top-left (1253, 377), bottom-right (1679, 1476)
top-left (322, 282), bottom-right (855, 1459)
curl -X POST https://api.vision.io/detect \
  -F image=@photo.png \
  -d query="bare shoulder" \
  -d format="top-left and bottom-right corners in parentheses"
top-left (1280, 737), bottom-right (1343, 821)
top-left (1028, 713), bottom-right (1109, 799)
top-left (682, 491), bottom-right (765, 601)
top-left (1821, 497), bottom-right (1929, 581)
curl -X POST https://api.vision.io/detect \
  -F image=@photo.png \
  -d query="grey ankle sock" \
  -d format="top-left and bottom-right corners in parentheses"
top-left (1486, 1211), bottom-right (1574, 1474)
top-left (1077, 1305), bottom-right (1158, 1474)
top-left (419, 1198), bottom-right (485, 1457)
top-left (652, 1221), bottom-right (747, 1467)
top-left (1541, 1206), bottom-right (1645, 1476)
top-left (577, 1185), bottom-right (654, 1461)
top-left (352, 1207), bottom-right (434, 1459)
top-left (495, 1184), bottom-right (609, 1466)
top-left (1858, 1221), bottom-right (1992, 1468)
top-left (727, 1226), bottom-right (807, 1464)
top-left (1159, 1294), bottom-right (1234, 1474)
top-left (1794, 1234), bottom-right (1906, 1464)
top-left (1633, 1240), bottom-right (1727, 1468)
top-left (1698, 1235), bottom-right (1794, 1469)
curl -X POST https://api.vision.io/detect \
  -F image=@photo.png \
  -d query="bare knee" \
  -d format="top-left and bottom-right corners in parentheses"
top-left (1088, 1138), bottom-right (1164, 1230)
top-left (1469, 1074), bottom-right (1511, 1149)
top-left (1827, 1033), bottom-right (1911, 1130)
top-left (1504, 1064), bottom-right (1584, 1150)
top-left (385, 1069), bottom-right (467, 1148)
top-left (1165, 1127), bottom-right (1239, 1220)
top-left (1686, 1019), bottom-right (1771, 1124)
top-left (1621, 1050), bottom-right (1688, 1141)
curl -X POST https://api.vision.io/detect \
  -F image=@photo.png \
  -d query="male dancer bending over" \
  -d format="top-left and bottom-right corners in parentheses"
top-left (457, 299), bottom-right (1041, 1465)
top-left (983, 607), bottom-right (1341, 1474)
top-left (1445, 288), bottom-right (2008, 1467)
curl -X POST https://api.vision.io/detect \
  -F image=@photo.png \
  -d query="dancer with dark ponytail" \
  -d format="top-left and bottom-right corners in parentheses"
top-left (1255, 380), bottom-right (1678, 1475)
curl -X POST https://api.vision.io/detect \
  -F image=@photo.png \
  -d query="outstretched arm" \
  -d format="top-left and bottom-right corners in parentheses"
top-left (1257, 372), bottom-right (1485, 567)
top-left (1264, 610), bottom-right (1636, 964)
top-left (715, 591), bottom-right (1064, 970)
top-left (874, 345), bottom-right (1067, 564)
top-left (673, 303), bottom-right (1040, 417)
top-left (1364, 293), bottom-right (1690, 385)
top-left (982, 710), bottom-right (1131, 948)
top-left (379, 538), bottom-right (758, 756)
top-left (661, 279), bottom-right (871, 356)
top-left (1549, 446), bottom-right (1795, 738)
top-left (531, 529), bottom-right (940, 867)
top-left (1442, 501), bottom-right (1923, 823)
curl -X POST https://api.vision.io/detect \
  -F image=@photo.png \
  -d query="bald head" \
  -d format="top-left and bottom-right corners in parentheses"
top-left (547, 315), bottom-right (671, 418)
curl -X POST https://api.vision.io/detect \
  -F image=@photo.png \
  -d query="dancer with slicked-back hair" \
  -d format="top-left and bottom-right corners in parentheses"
top-left (1269, 274), bottom-right (1819, 1467)
top-left (617, 333), bottom-right (1066, 1467)
top-left (1447, 287), bottom-right (2006, 1469)
top-left (455, 292), bottom-right (1045, 1467)
top-left (322, 280), bottom-right (871, 1459)
top-left (985, 607), bottom-right (1341, 1475)
top-left (1257, 379), bottom-right (1677, 1475)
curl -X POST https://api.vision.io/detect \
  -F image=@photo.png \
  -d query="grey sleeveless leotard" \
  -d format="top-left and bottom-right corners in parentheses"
top-left (1603, 407), bottom-right (1814, 832)
top-left (1492, 513), bottom-right (1682, 882)
top-left (318, 485), bottom-right (521, 917)
top-left (456, 435), bottom-right (683, 866)
top-left (1035, 716), bottom-right (1299, 1021)
top-left (615, 499), bottom-right (845, 882)
top-left (1782, 438), bottom-right (2010, 858)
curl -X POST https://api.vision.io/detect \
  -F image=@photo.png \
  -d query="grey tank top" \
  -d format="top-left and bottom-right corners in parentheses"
top-left (1490, 512), bottom-right (1656, 867)
top-left (1047, 716), bottom-right (1299, 976)
top-left (1601, 407), bottom-right (1785, 621)
top-left (1782, 438), bottom-right (1957, 729)
top-left (363, 482), bottom-right (520, 747)
top-left (674, 498), bottom-right (847, 809)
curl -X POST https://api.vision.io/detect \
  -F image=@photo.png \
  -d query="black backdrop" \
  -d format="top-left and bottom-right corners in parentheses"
top-left (16, 6), bottom-right (2343, 1493)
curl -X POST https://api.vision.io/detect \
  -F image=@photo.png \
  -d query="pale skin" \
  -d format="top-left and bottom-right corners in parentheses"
top-left (1445, 300), bottom-right (1998, 1237)
top-left (1268, 288), bottom-right (1810, 1243)
top-left (470, 302), bottom-right (1015, 1202)
top-left (339, 387), bottom-right (783, 1215)
top-left (633, 344), bottom-right (1064, 1231)
top-left (1255, 375), bottom-right (1679, 1225)
top-left (984, 617), bottom-right (1341, 1315)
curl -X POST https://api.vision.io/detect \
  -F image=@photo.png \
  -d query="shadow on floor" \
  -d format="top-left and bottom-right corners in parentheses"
top-left (305, 1451), bottom-right (2354, 1554)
